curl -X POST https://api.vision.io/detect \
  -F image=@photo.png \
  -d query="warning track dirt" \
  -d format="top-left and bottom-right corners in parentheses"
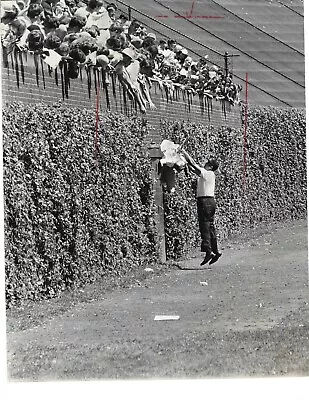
top-left (6, 219), bottom-right (308, 380)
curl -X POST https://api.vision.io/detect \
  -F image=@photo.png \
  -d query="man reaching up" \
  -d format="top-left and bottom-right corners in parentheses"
top-left (181, 149), bottom-right (222, 266)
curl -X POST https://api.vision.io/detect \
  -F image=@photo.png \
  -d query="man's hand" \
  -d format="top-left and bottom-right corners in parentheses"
top-left (180, 148), bottom-right (191, 162)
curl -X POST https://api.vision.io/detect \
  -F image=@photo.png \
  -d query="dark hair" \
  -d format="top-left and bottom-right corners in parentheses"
top-left (139, 58), bottom-right (154, 77)
top-left (44, 34), bottom-right (62, 49)
top-left (97, 47), bottom-right (110, 56)
top-left (128, 19), bottom-right (141, 35)
top-left (88, 0), bottom-right (103, 10)
top-left (84, 25), bottom-right (100, 38)
top-left (119, 14), bottom-right (128, 21)
top-left (67, 60), bottom-right (80, 79)
top-left (11, 18), bottom-right (27, 37)
top-left (27, 4), bottom-right (43, 18)
top-left (147, 45), bottom-right (158, 58)
top-left (65, 0), bottom-right (77, 7)
top-left (1, 9), bottom-right (19, 24)
top-left (43, 16), bottom-right (60, 30)
top-left (71, 37), bottom-right (98, 54)
top-left (27, 30), bottom-right (44, 51)
top-left (206, 159), bottom-right (219, 171)
top-left (106, 37), bottom-right (121, 51)
top-left (142, 37), bottom-right (155, 49)
top-left (69, 47), bottom-right (86, 63)
top-left (68, 15), bottom-right (87, 30)
top-left (109, 23), bottom-right (124, 33)
top-left (27, 30), bottom-right (44, 42)
top-left (106, 3), bottom-right (117, 11)
top-left (56, 42), bottom-right (70, 56)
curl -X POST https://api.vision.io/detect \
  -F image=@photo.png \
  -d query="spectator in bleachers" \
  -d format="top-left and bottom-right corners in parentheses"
top-left (80, 0), bottom-right (111, 46)
top-left (21, 3), bottom-right (44, 27)
top-left (43, 15), bottom-right (60, 35)
top-left (113, 47), bottom-right (144, 112)
top-left (16, 0), bottom-right (26, 12)
top-left (66, 14), bottom-right (86, 33)
top-left (130, 35), bottom-right (142, 49)
top-left (106, 36), bottom-right (121, 51)
top-left (128, 19), bottom-right (146, 39)
top-left (10, 16), bottom-right (27, 38)
top-left (157, 38), bottom-right (166, 52)
top-left (106, 3), bottom-right (117, 22)
top-left (1, 1), bottom-right (19, 38)
top-left (167, 39), bottom-right (176, 51)
top-left (41, 0), bottom-right (69, 21)
top-left (175, 47), bottom-right (188, 64)
top-left (84, 24), bottom-right (99, 38)
top-left (26, 27), bottom-right (44, 51)
top-left (74, 0), bottom-right (103, 19)
top-left (54, 22), bottom-right (68, 39)
top-left (109, 22), bottom-right (127, 49)
top-left (0, 1), bottom-right (242, 108)
top-left (44, 31), bottom-right (61, 49)
top-left (64, 0), bottom-right (78, 15)
top-left (1, 16), bottom-right (26, 52)
top-left (116, 13), bottom-right (130, 34)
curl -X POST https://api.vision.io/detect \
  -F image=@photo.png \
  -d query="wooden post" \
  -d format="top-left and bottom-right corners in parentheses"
top-left (224, 51), bottom-right (229, 77)
top-left (148, 144), bottom-right (166, 263)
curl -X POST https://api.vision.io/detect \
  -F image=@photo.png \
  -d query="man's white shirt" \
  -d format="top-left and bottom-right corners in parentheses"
top-left (197, 168), bottom-right (215, 197)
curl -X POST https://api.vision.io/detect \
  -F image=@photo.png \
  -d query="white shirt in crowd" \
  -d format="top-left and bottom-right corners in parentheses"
top-left (197, 168), bottom-right (215, 198)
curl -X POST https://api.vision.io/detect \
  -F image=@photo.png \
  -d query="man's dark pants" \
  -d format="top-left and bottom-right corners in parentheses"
top-left (197, 196), bottom-right (218, 255)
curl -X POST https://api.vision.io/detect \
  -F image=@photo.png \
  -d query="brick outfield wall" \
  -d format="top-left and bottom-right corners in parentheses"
top-left (1, 53), bottom-right (242, 145)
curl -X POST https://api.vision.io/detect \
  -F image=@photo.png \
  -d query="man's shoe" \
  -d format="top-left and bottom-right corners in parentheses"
top-left (209, 252), bottom-right (222, 265)
top-left (200, 253), bottom-right (212, 266)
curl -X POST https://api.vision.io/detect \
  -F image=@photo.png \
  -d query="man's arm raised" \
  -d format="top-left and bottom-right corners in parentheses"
top-left (181, 149), bottom-right (202, 176)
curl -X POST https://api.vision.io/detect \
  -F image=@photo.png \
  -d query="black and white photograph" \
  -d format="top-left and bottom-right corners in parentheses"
top-left (1, 0), bottom-right (308, 398)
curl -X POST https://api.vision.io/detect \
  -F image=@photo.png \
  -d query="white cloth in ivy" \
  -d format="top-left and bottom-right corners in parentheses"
top-left (160, 139), bottom-right (186, 168)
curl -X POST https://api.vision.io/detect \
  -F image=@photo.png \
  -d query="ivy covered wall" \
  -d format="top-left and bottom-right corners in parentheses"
top-left (3, 102), bottom-right (157, 307)
top-left (160, 106), bottom-right (307, 259)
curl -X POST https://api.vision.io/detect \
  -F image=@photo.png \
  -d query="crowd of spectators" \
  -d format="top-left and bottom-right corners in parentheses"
top-left (1, 0), bottom-right (242, 112)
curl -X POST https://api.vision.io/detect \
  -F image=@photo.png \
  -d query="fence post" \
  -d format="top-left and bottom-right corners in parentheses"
top-left (224, 51), bottom-right (229, 77)
top-left (148, 144), bottom-right (166, 263)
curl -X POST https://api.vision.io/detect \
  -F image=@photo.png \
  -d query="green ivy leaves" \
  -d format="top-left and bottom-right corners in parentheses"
top-left (3, 102), bottom-right (158, 308)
